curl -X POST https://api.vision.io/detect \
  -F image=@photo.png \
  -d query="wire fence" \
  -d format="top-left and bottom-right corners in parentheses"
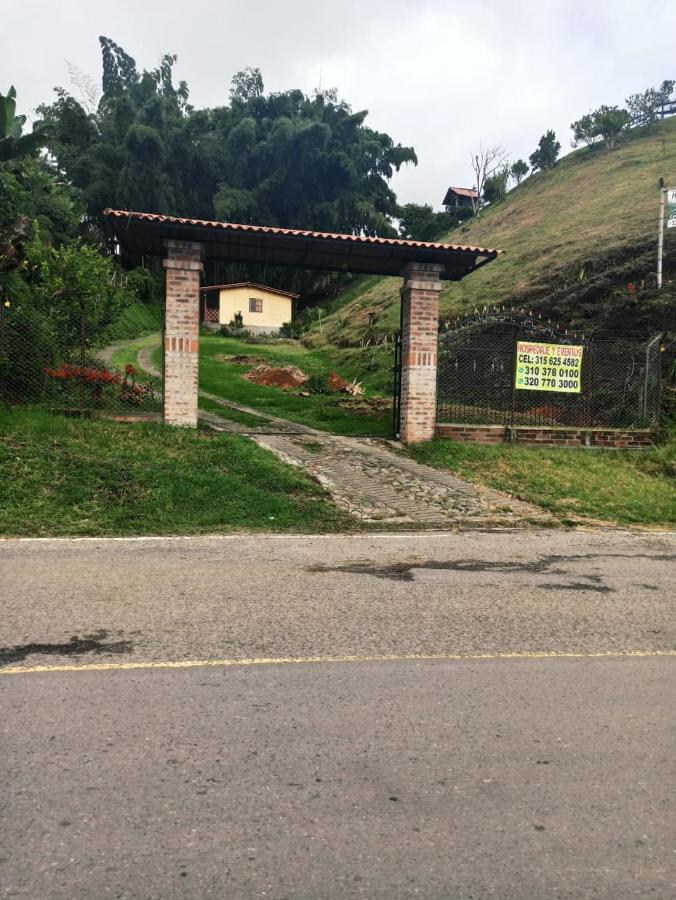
top-left (0, 300), bottom-right (163, 416)
top-left (437, 312), bottom-right (662, 428)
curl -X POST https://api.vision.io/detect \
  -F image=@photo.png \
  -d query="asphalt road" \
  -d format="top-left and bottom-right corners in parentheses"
top-left (1, 530), bottom-right (675, 898)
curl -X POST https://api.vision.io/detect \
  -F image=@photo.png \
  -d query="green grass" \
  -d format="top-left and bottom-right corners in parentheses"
top-left (407, 433), bottom-right (676, 526)
top-left (306, 117), bottom-right (676, 346)
top-left (198, 335), bottom-right (393, 437)
top-left (0, 407), bottom-right (354, 536)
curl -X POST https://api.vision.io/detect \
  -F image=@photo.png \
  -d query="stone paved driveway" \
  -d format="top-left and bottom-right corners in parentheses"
top-left (134, 340), bottom-right (550, 527)
top-left (199, 397), bottom-right (550, 528)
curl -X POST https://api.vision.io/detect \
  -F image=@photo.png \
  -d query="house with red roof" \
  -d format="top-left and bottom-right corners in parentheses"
top-left (442, 186), bottom-right (478, 212)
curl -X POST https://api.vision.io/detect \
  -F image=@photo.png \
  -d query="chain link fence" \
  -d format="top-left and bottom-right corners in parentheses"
top-left (0, 299), bottom-right (163, 416)
top-left (437, 313), bottom-right (662, 428)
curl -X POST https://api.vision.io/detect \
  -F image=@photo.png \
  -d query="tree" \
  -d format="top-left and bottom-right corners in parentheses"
top-left (0, 86), bottom-right (49, 162)
top-left (656, 79), bottom-right (676, 116)
top-left (482, 165), bottom-right (510, 205)
top-left (570, 113), bottom-right (598, 148)
top-left (38, 37), bottom-right (418, 239)
top-left (99, 36), bottom-right (139, 98)
top-left (592, 105), bottom-right (630, 152)
top-left (469, 144), bottom-right (509, 216)
top-left (626, 80), bottom-right (675, 126)
top-left (397, 203), bottom-right (457, 241)
top-left (230, 67), bottom-right (264, 103)
top-left (510, 159), bottom-right (529, 185)
top-left (529, 130), bottom-right (560, 172)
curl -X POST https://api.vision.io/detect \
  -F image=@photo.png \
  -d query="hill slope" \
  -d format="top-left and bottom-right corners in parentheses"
top-left (307, 118), bottom-right (676, 354)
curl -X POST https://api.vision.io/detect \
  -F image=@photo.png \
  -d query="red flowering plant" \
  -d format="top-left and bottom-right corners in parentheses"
top-left (44, 363), bottom-right (121, 406)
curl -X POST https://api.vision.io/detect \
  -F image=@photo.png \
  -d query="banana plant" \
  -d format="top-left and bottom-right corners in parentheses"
top-left (0, 86), bottom-right (48, 161)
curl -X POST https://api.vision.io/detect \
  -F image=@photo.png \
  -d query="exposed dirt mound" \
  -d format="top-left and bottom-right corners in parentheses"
top-left (243, 364), bottom-right (309, 389)
top-left (327, 371), bottom-right (351, 392)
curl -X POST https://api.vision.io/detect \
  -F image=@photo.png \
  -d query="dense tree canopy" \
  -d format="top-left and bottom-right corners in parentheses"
top-left (38, 39), bottom-right (417, 238)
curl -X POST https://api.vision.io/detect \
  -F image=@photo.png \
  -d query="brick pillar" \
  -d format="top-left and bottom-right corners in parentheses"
top-left (399, 262), bottom-right (443, 444)
top-left (163, 240), bottom-right (204, 427)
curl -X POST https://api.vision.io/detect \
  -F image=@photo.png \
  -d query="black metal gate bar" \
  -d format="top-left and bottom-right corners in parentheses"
top-left (392, 331), bottom-right (402, 438)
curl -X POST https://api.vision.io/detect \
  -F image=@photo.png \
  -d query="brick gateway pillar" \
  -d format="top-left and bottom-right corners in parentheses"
top-left (163, 240), bottom-right (204, 426)
top-left (399, 262), bottom-right (443, 443)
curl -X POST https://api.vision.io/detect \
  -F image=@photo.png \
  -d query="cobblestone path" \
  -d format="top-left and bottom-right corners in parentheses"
top-left (199, 398), bottom-right (551, 528)
top-left (131, 340), bottom-right (550, 527)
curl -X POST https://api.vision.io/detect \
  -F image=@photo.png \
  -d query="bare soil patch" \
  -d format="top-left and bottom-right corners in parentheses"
top-left (243, 364), bottom-right (309, 389)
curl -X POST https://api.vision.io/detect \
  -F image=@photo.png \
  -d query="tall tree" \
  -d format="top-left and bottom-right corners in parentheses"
top-left (469, 144), bottom-right (508, 217)
top-left (529, 130), bottom-right (560, 172)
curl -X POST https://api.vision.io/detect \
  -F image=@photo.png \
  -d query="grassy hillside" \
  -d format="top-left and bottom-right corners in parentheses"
top-left (306, 118), bottom-right (676, 351)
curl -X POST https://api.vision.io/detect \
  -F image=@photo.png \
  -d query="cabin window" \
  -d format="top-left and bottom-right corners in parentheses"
top-left (249, 298), bottom-right (263, 313)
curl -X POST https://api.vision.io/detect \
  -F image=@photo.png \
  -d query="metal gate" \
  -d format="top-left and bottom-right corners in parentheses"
top-left (437, 312), bottom-right (662, 428)
top-left (392, 331), bottom-right (402, 437)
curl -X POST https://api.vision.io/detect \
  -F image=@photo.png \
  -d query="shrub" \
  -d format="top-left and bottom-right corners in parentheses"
top-left (305, 372), bottom-right (329, 394)
top-left (280, 320), bottom-right (303, 338)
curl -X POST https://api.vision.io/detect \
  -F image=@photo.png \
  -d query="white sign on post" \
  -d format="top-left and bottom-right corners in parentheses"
top-left (667, 188), bottom-right (676, 229)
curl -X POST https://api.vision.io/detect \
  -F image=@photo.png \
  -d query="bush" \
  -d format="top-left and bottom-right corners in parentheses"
top-left (219, 322), bottom-right (251, 338)
top-left (305, 372), bottom-right (329, 394)
top-left (280, 320), bottom-right (303, 338)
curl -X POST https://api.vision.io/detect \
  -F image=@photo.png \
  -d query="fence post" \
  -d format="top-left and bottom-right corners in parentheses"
top-left (584, 341), bottom-right (593, 427)
top-left (510, 323), bottom-right (517, 427)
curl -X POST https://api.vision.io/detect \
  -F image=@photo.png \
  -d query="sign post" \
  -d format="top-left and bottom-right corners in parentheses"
top-left (514, 341), bottom-right (583, 393)
top-left (657, 183), bottom-right (675, 290)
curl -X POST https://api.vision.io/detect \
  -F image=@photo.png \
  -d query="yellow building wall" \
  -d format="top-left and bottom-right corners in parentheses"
top-left (218, 286), bottom-right (292, 330)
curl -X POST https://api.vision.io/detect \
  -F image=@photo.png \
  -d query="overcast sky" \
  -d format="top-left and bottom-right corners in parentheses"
top-left (4, 0), bottom-right (675, 209)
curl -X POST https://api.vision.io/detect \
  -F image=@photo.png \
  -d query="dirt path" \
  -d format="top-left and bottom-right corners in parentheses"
top-left (109, 337), bottom-right (551, 528)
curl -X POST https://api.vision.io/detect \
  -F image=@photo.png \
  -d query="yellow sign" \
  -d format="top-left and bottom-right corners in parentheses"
top-left (515, 341), bottom-right (583, 393)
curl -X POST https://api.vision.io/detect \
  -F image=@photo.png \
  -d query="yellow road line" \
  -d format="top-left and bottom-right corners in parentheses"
top-left (1, 649), bottom-right (675, 676)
